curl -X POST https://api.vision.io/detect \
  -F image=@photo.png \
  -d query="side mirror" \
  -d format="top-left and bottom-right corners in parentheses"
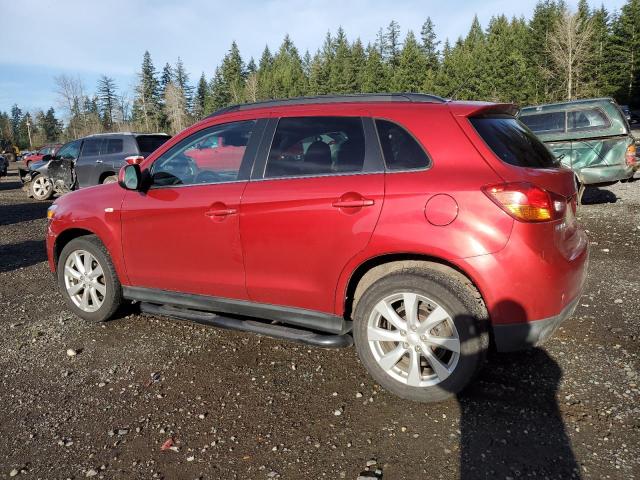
top-left (125, 155), bottom-right (145, 165)
top-left (118, 164), bottom-right (142, 190)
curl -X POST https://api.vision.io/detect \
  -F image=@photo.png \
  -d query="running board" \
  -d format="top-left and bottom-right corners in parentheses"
top-left (139, 302), bottom-right (353, 348)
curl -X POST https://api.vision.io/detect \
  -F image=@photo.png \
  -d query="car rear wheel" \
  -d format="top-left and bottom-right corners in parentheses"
top-left (57, 235), bottom-right (123, 322)
top-left (30, 175), bottom-right (53, 200)
top-left (353, 269), bottom-right (489, 403)
top-left (102, 175), bottom-right (117, 184)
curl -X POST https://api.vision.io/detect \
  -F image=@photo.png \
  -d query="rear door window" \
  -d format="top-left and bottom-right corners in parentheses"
top-left (136, 135), bottom-right (170, 156)
top-left (375, 119), bottom-right (430, 170)
top-left (81, 139), bottom-right (102, 157)
top-left (470, 116), bottom-right (559, 168)
top-left (567, 108), bottom-right (609, 132)
top-left (519, 112), bottom-right (565, 134)
top-left (265, 117), bottom-right (365, 178)
top-left (103, 138), bottom-right (124, 154)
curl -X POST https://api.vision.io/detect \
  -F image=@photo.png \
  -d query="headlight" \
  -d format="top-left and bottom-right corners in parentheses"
top-left (47, 204), bottom-right (58, 220)
top-left (24, 173), bottom-right (32, 181)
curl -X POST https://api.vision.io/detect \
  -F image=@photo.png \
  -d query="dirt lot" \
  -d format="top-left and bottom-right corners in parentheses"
top-left (0, 164), bottom-right (638, 479)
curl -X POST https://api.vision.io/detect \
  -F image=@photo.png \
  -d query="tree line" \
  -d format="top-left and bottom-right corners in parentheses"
top-left (1, 0), bottom-right (638, 149)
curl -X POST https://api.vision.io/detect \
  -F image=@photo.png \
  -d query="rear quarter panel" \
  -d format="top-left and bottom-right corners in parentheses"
top-left (334, 104), bottom-right (514, 314)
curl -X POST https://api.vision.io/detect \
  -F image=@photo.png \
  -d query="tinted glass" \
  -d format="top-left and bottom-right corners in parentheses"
top-left (82, 139), bottom-right (102, 156)
top-left (375, 119), bottom-right (429, 170)
top-left (103, 138), bottom-right (123, 154)
top-left (136, 135), bottom-right (170, 155)
top-left (57, 140), bottom-right (82, 160)
top-left (265, 117), bottom-right (365, 178)
top-left (470, 116), bottom-right (559, 168)
top-left (567, 109), bottom-right (609, 131)
top-left (151, 120), bottom-right (255, 187)
top-left (519, 111), bottom-right (565, 134)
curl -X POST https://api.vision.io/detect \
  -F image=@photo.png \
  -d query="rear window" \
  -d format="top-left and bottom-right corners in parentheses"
top-left (136, 135), bottom-right (170, 156)
top-left (519, 111), bottom-right (565, 134)
top-left (470, 116), bottom-right (559, 168)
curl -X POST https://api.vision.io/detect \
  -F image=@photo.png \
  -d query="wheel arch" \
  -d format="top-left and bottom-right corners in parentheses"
top-left (53, 228), bottom-right (98, 268)
top-left (341, 253), bottom-right (489, 322)
top-left (98, 171), bottom-right (117, 184)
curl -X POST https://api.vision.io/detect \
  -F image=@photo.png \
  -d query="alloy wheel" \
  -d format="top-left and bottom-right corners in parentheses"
top-left (32, 176), bottom-right (52, 199)
top-left (63, 250), bottom-right (107, 312)
top-left (367, 292), bottom-right (460, 387)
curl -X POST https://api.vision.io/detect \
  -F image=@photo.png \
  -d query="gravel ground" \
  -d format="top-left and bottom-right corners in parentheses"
top-left (0, 164), bottom-right (638, 480)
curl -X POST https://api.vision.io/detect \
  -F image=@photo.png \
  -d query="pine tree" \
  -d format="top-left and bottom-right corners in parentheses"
top-left (329, 27), bottom-right (355, 93)
top-left (385, 20), bottom-right (402, 67)
top-left (350, 39), bottom-right (367, 92)
top-left (257, 45), bottom-right (274, 99)
top-left (211, 41), bottom-right (246, 106)
top-left (420, 17), bottom-right (440, 69)
top-left (97, 75), bottom-right (118, 130)
top-left (132, 51), bottom-right (161, 131)
top-left (361, 43), bottom-right (389, 92)
top-left (160, 63), bottom-right (173, 90)
top-left (194, 73), bottom-right (208, 118)
top-left (42, 108), bottom-right (63, 141)
top-left (10, 105), bottom-right (22, 145)
top-left (393, 31), bottom-right (427, 92)
top-left (607, 0), bottom-right (640, 106)
top-left (270, 35), bottom-right (306, 98)
top-left (174, 57), bottom-right (194, 110)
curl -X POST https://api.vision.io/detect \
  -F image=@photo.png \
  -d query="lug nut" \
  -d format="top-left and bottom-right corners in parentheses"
top-left (411, 326), bottom-right (417, 332)
top-left (420, 335), bottom-right (426, 341)
top-left (400, 330), bottom-right (406, 336)
top-left (415, 346), bottom-right (421, 352)
top-left (403, 342), bottom-right (409, 349)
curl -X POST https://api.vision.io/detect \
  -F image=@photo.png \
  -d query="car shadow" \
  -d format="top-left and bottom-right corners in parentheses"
top-left (455, 300), bottom-right (581, 479)
top-left (0, 202), bottom-right (51, 226)
top-left (0, 240), bottom-right (48, 272)
top-left (581, 186), bottom-right (617, 205)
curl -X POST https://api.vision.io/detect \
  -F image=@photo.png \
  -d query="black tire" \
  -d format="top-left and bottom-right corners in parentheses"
top-left (57, 235), bottom-right (123, 322)
top-left (353, 268), bottom-right (489, 403)
top-left (102, 175), bottom-right (117, 184)
top-left (30, 175), bottom-right (54, 200)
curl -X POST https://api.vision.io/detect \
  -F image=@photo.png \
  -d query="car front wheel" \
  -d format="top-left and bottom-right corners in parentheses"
top-left (57, 235), bottom-right (123, 322)
top-left (30, 175), bottom-right (53, 200)
top-left (353, 268), bottom-right (489, 403)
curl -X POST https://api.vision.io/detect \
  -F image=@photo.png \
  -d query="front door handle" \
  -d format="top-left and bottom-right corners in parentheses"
top-left (95, 159), bottom-right (103, 163)
top-left (332, 199), bottom-right (374, 208)
top-left (205, 208), bottom-right (237, 217)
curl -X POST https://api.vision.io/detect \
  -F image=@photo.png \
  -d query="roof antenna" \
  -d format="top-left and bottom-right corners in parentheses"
top-left (445, 72), bottom-right (474, 100)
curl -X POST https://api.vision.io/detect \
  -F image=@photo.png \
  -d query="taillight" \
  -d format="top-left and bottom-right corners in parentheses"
top-left (482, 182), bottom-right (566, 222)
top-left (625, 144), bottom-right (637, 166)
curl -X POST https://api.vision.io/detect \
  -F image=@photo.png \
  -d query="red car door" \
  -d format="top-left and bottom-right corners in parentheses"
top-left (120, 119), bottom-right (262, 299)
top-left (240, 115), bottom-right (385, 314)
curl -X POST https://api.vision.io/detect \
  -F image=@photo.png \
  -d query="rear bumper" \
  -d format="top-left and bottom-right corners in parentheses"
top-left (578, 164), bottom-right (634, 184)
top-left (492, 297), bottom-right (579, 352)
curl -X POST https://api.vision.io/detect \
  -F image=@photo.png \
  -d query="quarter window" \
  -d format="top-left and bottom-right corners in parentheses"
top-left (567, 109), bottom-right (609, 132)
top-left (375, 119), bottom-right (430, 170)
top-left (265, 117), bottom-right (366, 178)
top-left (150, 120), bottom-right (255, 187)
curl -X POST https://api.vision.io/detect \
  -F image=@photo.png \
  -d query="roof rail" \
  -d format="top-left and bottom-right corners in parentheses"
top-left (206, 93), bottom-right (447, 118)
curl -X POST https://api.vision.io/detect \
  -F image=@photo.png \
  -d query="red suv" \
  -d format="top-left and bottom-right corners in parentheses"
top-left (46, 94), bottom-right (588, 402)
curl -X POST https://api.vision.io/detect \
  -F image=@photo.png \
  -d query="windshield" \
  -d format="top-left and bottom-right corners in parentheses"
top-left (470, 116), bottom-right (559, 168)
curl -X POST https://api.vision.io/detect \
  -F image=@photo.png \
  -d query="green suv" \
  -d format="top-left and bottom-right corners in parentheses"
top-left (519, 98), bottom-right (637, 186)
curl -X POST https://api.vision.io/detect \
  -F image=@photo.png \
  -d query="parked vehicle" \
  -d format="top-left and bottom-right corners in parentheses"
top-left (22, 143), bottom-right (62, 168)
top-left (0, 139), bottom-right (19, 163)
top-left (23, 132), bottom-right (170, 200)
top-left (519, 98), bottom-right (637, 187)
top-left (46, 94), bottom-right (589, 403)
top-left (0, 154), bottom-right (7, 177)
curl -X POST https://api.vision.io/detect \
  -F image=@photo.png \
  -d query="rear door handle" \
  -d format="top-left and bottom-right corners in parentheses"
top-left (205, 208), bottom-right (237, 217)
top-left (95, 159), bottom-right (103, 163)
top-left (332, 199), bottom-right (374, 208)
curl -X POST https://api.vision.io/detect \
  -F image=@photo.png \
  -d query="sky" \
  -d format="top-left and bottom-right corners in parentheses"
top-left (0, 0), bottom-right (627, 115)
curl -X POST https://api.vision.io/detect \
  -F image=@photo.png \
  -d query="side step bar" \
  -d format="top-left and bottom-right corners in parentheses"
top-left (139, 302), bottom-right (353, 349)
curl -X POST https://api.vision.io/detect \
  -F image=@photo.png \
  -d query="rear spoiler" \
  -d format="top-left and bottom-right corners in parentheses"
top-left (448, 102), bottom-right (519, 118)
